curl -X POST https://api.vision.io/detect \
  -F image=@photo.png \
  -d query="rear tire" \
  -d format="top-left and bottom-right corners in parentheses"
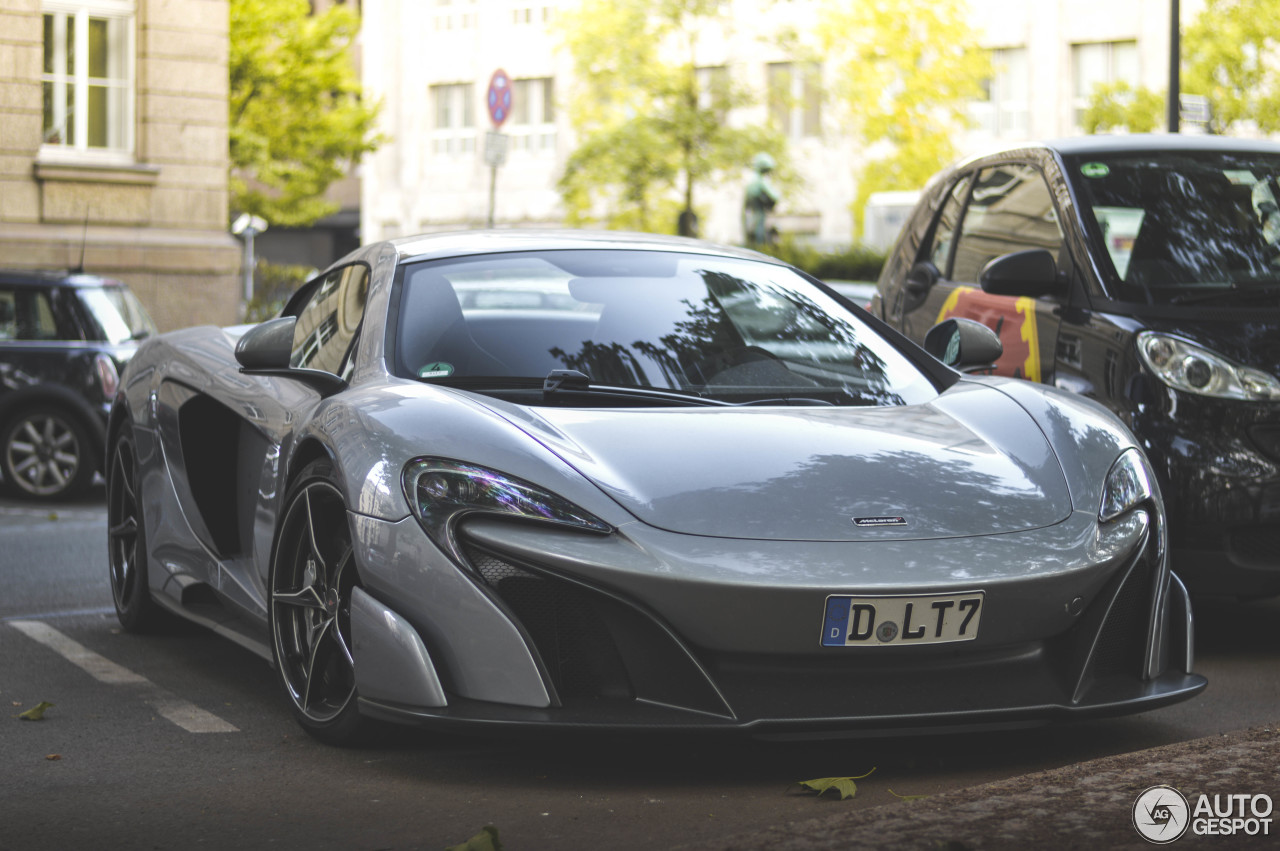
top-left (268, 459), bottom-right (366, 745)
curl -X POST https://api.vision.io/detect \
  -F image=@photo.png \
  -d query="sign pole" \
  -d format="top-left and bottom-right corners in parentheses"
top-left (485, 69), bottom-right (512, 229)
top-left (488, 164), bottom-right (498, 228)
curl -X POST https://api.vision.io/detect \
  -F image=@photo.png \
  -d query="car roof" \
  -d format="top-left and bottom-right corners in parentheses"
top-left (389, 229), bottom-right (777, 265)
top-left (963, 133), bottom-right (1280, 165)
top-left (0, 269), bottom-right (123, 289)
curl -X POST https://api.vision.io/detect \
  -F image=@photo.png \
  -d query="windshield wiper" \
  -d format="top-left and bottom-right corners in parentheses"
top-left (1171, 283), bottom-right (1280, 305)
top-left (542, 370), bottom-right (733, 406)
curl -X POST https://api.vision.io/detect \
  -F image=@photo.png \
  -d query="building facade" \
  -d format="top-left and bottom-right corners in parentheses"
top-left (361, 0), bottom-right (1204, 250)
top-left (0, 0), bottom-right (239, 331)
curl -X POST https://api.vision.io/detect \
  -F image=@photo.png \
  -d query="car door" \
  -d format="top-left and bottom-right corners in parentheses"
top-left (898, 163), bottom-right (1071, 385)
top-left (149, 263), bottom-right (370, 626)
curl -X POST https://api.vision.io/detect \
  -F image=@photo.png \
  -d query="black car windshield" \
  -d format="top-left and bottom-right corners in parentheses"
top-left (77, 285), bottom-right (157, 343)
top-left (394, 249), bottom-right (936, 406)
top-left (1065, 150), bottom-right (1280, 305)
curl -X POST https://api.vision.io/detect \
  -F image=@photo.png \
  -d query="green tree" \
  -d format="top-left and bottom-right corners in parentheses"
top-left (1082, 0), bottom-right (1280, 135)
top-left (1081, 81), bottom-right (1165, 134)
top-left (818, 0), bottom-right (989, 234)
top-left (229, 0), bottom-right (381, 227)
top-left (1183, 0), bottom-right (1280, 133)
top-left (556, 0), bottom-right (786, 235)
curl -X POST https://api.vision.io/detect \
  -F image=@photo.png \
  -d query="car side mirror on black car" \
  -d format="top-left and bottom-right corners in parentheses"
top-left (235, 316), bottom-right (348, 397)
top-left (979, 249), bottom-right (1062, 297)
top-left (925, 317), bottom-right (1003, 373)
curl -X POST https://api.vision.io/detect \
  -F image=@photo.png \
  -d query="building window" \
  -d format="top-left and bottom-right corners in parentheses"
top-left (509, 77), bottom-right (555, 153)
top-left (973, 47), bottom-right (1028, 137)
top-left (1072, 40), bottom-right (1138, 130)
top-left (41, 1), bottom-right (134, 156)
top-left (768, 62), bottom-right (821, 138)
top-left (696, 66), bottom-right (730, 117)
top-left (430, 82), bottom-right (476, 156)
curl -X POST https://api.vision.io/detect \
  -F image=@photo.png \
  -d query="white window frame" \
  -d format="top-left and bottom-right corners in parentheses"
top-left (971, 47), bottom-right (1028, 138)
top-left (768, 61), bottom-right (821, 139)
top-left (1071, 40), bottom-right (1139, 131)
top-left (429, 82), bottom-right (476, 157)
top-left (508, 77), bottom-right (555, 154)
top-left (40, 0), bottom-right (136, 165)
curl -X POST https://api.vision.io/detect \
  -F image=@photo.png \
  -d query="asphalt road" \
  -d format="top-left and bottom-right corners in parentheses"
top-left (1, 489), bottom-right (1277, 851)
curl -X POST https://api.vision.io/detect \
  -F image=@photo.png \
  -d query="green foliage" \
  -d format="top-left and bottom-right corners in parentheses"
top-left (795, 768), bottom-right (876, 800)
top-left (1183, 0), bottom-right (1280, 134)
top-left (754, 236), bottom-right (886, 282)
top-left (245, 261), bottom-right (313, 322)
top-left (229, 0), bottom-right (382, 228)
top-left (444, 825), bottom-right (503, 851)
top-left (818, 0), bottom-right (989, 234)
top-left (1081, 81), bottom-right (1165, 134)
top-left (555, 0), bottom-right (788, 234)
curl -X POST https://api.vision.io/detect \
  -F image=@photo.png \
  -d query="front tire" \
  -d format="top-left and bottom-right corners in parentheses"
top-left (106, 426), bottom-right (168, 632)
top-left (1, 406), bottom-right (96, 500)
top-left (269, 459), bottom-right (365, 745)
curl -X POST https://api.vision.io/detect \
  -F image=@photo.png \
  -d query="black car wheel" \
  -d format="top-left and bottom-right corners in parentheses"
top-left (106, 427), bottom-right (167, 632)
top-left (269, 459), bottom-right (365, 745)
top-left (1, 406), bottom-right (95, 500)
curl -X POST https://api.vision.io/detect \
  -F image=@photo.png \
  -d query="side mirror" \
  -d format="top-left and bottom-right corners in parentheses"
top-left (979, 249), bottom-right (1061, 297)
top-left (234, 316), bottom-right (347, 397)
top-left (925, 317), bottom-right (1003, 372)
top-left (234, 316), bottom-right (295, 370)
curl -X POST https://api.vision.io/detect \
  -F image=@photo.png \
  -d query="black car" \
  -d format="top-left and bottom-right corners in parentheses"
top-left (874, 135), bottom-right (1280, 599)
top-left (0, 269), bottom-right (156, 500)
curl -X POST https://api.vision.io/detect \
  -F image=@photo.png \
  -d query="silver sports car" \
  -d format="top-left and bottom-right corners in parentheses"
top-left (106, 231), bottom-right (1205, 744)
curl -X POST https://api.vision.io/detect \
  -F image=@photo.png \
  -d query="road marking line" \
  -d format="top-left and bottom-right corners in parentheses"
top-left (8, 619), bottom-right (238, 734)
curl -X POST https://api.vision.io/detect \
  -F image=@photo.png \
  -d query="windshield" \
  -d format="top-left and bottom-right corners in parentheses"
top-left (1065, 150), bottom-right (1280, 305)
top-left (394, 249), bottom-right (936, 407)
top-left (77, 285), bottom-right (157, 344)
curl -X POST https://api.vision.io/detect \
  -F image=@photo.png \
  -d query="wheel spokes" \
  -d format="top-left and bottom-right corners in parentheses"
top-left (274, 585), bottom-right (327, 612)
top-left (274, 480), bottom-right (358, 723)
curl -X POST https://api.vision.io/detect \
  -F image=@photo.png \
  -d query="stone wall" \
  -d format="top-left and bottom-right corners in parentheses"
top-left (0, 0), bottom-right (239, 331)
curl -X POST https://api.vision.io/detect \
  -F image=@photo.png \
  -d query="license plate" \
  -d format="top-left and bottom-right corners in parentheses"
top-left (821, 592), bottom-right (984, 647)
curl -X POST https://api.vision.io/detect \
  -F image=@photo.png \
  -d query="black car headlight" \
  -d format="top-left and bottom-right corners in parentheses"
top-left (403, 458), bottom-right (611, 561)
top-left (1138, 332), bottom-right (1280, 400)
top-left (1099, 448), bottom-right (1156, 523)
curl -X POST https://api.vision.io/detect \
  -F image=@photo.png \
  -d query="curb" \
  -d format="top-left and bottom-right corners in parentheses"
top-left (678, 723), bottom-right (1280, 850)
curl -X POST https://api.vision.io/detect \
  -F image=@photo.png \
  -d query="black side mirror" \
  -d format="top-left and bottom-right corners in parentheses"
top-left (979, 249), bottom-right (1061, 297)
top-left (924, 317), bottom-right (1003, 372)
top-left (235, 316), bottom-right (347, 397)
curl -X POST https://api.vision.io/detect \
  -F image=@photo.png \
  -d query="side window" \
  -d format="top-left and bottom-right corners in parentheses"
top-left (927, 176), bottom-right (971, 275)
top-left (0, 288), bottom-right (61, 340)
top-left (951, 165), bottom-right (1065, 284)
top-left (290, 265), bottom-right (370, 374)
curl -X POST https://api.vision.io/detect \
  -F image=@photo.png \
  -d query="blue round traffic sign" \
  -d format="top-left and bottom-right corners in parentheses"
top-left (487, 69), bottom-right (512, 128)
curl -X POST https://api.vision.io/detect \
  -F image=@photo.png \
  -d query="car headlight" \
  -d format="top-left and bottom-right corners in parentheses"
top-left (1099, 448), bottom-right (1156, 523)
top-left (403, 458), bottom-right (611, 561)
top-left (1137, 332), bottom-right (1280, 400)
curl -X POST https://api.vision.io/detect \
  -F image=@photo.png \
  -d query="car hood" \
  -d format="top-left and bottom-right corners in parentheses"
top-left (493, 383), bottom-right (1073, 541)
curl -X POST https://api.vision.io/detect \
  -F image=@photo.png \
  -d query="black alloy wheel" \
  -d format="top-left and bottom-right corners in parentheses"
top-left (1, 407), bottom-right (95, 500)
top-left (106, 428), bottom-right (165, 631)
top-left (269, 459), bottom-right (365, 744)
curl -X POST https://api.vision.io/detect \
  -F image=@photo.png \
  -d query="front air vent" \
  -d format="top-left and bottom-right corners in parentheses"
top-left (1091, 556), bottom-right (1155, 678)
top-left (465, 545), bottom-right (632, 703)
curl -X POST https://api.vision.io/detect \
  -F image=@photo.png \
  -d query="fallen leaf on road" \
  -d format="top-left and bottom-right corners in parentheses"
top-left (46, 754), bottom-right (62, 761)
top-left (795, 768), bottom-right (877, 801)
top-left (445, 825), bottom-right (503, 851)
top-left (18, 701), bottom-right (55, 721)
